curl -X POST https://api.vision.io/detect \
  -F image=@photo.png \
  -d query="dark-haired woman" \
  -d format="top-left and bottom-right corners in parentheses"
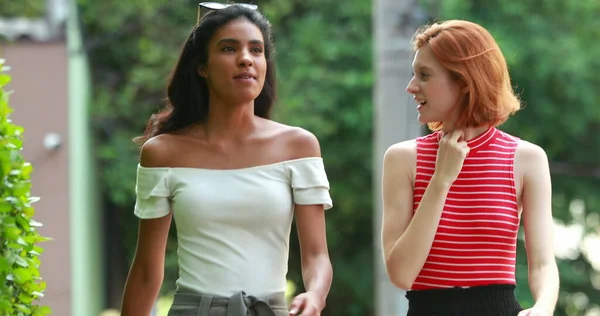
top-left (121, 4), bottom-right (333, 316)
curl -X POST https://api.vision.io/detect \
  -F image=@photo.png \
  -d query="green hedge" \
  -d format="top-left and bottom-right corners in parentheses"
top-left (0, 59), bottom-right (51, 316)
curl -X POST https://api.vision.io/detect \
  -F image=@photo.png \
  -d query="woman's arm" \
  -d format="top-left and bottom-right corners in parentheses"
top-left (382, 131), bottom-right (468, 289)
top-left (292, 203), bottom-right (332, 315)
top-left (287, 128), bottom-right (333, 316)
top-left (121, 215), bottom-right (172, 316)
top-left (121, 137), bottom-right (174, 316)
top-left (517, 141), bottom-right (559, 315)
top-left (381, 140), bottom-right (447, 289)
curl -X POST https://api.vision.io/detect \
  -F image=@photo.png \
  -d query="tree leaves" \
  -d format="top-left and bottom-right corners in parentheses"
top-left (0, 61), bottom-right (51, 315)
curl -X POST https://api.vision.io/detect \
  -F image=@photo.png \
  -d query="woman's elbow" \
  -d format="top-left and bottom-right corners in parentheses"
top-left (141, 270), bottom-right (164, 289)
top-left (388, 274), bottom-right (413, 291)
top-left (127, 263), bottom-right (164, 290)
top-left (385, 259), bottom-right (414, 290)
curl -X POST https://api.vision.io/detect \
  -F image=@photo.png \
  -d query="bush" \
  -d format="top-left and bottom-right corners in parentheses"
top-left (0, 59), bottom-right (51, 316)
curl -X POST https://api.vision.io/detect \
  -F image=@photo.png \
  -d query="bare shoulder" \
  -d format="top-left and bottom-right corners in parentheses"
top-left (515, 139), bottom-right (551, 188)
top-left (139, 134), bottom-right (179, 168)
top-left (515, 139), bottom-right (549, 166)
top-left (267, 121), bottom-right (321, 158)
top-left (384, 139), bottom-right (417, 164)
top-left (287, 127), bottom-right (321, 158)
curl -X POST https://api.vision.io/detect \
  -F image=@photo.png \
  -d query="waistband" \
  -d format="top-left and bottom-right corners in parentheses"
top-left (171, 288), bottom-right (287, 316)
top-left (405, 284), bottom-right (522, 316)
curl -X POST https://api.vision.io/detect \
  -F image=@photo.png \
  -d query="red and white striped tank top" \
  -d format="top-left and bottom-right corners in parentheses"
top-left (411, 127), bottom-right (520, 290)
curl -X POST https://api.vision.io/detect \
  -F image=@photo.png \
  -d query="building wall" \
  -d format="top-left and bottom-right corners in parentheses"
top-left (3, 41), bottom-right (71, 316)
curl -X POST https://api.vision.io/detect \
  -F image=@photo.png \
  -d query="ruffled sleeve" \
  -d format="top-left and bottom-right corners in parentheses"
top-left (287, 158), bottom-right (333, 210)
top-left (133, 165), bottom-right (172, 219)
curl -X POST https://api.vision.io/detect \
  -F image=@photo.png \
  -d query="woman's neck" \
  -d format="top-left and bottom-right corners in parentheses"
top-left (204, 100), bottom-right (257, 142)
top-left (441, 125), bottom-right (491, 141)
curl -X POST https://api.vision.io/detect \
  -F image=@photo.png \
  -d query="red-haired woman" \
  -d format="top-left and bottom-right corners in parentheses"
top-left (381, 20), bottom-right (559, 316)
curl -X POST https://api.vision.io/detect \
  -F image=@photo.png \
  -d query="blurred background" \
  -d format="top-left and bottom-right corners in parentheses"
top-left (1, 0), bottom-right (599, 315)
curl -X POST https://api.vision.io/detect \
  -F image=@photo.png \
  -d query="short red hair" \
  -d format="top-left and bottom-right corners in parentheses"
top-left (412, 20), bottom-right (521, 131)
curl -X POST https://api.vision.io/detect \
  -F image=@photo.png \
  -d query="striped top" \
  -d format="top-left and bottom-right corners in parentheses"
top-left (411, 127), bottom-right (520, 290)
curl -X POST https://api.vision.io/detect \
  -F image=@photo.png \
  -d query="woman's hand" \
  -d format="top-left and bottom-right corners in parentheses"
top-left (288, 291), bottom-right (324, 316)
top-left (517, 306), bottom-right (553, 316)
top-left (432, 130), bottom-right (470, 186)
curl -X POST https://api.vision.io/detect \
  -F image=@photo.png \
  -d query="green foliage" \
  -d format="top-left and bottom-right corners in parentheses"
top-left (264, 1), bottom-right (374, 314)
top-left (78, 0), bottom-right (206, 292)
top-left (0, 60), bottom-right (51, 316)
top-left (0, 1), bottom-right (46, 18)
top-left (420, 0), bottom-right (600, 314)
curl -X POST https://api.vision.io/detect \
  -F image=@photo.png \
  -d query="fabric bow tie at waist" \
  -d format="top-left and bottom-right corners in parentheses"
top-left (169, 289), bottom-right (286, 316)
top-left (227, 291), bottom-right (277, 316)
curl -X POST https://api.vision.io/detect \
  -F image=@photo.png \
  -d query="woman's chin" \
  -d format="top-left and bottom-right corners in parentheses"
top-left (228, 92), bottom-right (261, 104)
top-left (417, 114), bottom-right (430, 125)
top-left (417, 113), bottom-right (445, 126)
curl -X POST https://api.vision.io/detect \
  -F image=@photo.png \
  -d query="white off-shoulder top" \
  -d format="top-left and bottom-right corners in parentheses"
top-left (133, 157), bottom-right (333, 297)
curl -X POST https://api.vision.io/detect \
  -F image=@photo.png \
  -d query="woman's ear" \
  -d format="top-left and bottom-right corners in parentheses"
top-left (197, 65), bottom-right (207, 78)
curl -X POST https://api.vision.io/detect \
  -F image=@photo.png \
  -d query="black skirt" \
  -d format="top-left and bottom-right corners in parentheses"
top-left (406, 284), bottom-right (523, 316)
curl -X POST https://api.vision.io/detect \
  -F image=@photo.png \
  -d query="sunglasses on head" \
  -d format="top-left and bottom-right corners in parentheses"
top-left (197, 2), bottom-right (259, 23)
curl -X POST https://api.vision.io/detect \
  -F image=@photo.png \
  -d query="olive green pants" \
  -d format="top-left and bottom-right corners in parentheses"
top-left (167, 289), bottom-right (288, 316)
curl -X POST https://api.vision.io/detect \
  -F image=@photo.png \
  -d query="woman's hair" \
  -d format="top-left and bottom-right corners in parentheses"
top-left (134, 5), bottom-right (276, 146)
top-left (412, 20), bottom-right (521, 131)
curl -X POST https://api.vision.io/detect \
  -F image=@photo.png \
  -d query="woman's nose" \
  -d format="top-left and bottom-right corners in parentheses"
top-left (406, 77), bottom-right (419, 94)
top-left (238, 50), bottom-right (253, 67)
